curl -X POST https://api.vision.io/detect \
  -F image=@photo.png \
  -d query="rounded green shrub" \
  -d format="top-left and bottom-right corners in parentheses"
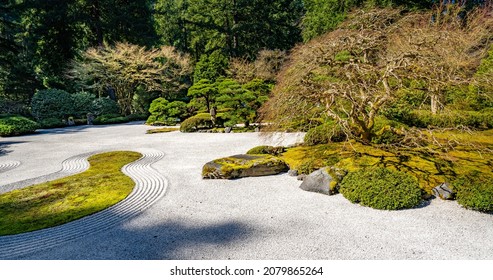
top-left (147, 98), bottom-right (187, 125)
top-left (39, 118), bottom-right (65, 128)
top-left (339, 167), bottom-right (422, 210)
top-left (91, 97), bottom-right (120, 117)
top-left (0, 115), bottom-right (39, 136)
top-left (31, 89), bottom-right (74, 121)
top-left (72, 92), bottom-right (96, 118)
top-left (180, 113), bottom-right (213, 132)
top-left (453, 171), bottom-right (493, 213)
top-left (304, 121), bottom-right (346, 146)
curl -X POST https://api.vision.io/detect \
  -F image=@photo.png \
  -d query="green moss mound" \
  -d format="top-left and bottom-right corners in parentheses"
top-left (340, 167), bottom-right (422, 210)
top-left (453, 171), bottom-right (493, 213)
top-left (246, 145), bottom-right (285, 156)
top-left (0, 151), bottom-right (141, 236)
top-left (304, 121), bottom-right (346, 146)
top-left (0, 115), bottom-right (39, 137)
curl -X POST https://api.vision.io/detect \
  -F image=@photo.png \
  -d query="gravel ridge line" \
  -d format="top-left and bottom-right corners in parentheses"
top-left (0, 160), bottom-right (21, 174)
top-left (0, 148), bottom-right (167, 259)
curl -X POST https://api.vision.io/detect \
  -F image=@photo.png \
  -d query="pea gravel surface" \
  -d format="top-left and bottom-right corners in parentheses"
top-left (0, 122), bottom-right (492, 260)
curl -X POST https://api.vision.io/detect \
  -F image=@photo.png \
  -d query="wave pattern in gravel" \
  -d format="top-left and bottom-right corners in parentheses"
top-left (0, 160), bottom-right (21, 174)
top-left (0, 148), bottom-right (167, 259)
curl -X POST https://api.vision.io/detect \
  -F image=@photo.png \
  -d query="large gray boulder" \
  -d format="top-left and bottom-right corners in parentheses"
top-left (432, 182), bottom-right (455, 200)
top-left (202, 154), bottom-right (289, 179)
top-left (299, 167), bottom-right (347, 195)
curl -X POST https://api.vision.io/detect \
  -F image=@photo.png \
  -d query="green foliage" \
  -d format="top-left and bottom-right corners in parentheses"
top-left (246, 146), bottom-right (285, 156)
top-left (147, 97), bottom-right (187, 125)
top-left (39, 118), bottom-right (66, 129)
top-left (72, 92), bottom-right (96, 118)
top-left (216, 78), bottom-right (269, 127)
top-left (93, 114), bottom-right (128, 125)
top-left (180, 113), bottom-right (214, 132)
top-left (155, 0), bottom-right (303, 59)
top-left (193, 51), bottom-right (229, 82)
top-left (31, 89), bottom-right (74, 121)
top-left (371, 117), bottom-right (407, 145)
top-left (453, 171), bottom-right (493, 213)
top-left (304, 121), bottom-right (347, 146)
top-left (0, 115), bottom-right (39, 137)
top-left (91, 98), bottom-right (120, 117)
top-left (187, 79), bottom-right (219, 112)
top-left (398, 110), bottom-right (493, 129)
top-left (340, 167), bottom-right (422, 210)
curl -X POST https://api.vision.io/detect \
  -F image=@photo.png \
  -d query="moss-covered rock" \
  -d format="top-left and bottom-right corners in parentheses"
top-left (202, 154), bottom-right (289, 179)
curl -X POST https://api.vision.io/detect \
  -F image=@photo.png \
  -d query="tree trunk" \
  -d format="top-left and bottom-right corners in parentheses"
top-left (431, 93), bottom-right (441, 115)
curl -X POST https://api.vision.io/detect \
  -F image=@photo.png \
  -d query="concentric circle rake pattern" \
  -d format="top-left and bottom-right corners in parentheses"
top-left (0, 161), bottom-right (21, 173)
top-left (0, 149), bottom-right (167, 259)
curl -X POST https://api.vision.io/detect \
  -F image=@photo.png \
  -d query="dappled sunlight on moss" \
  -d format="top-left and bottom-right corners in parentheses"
top-left (282, 130), bottom-right (493, 193)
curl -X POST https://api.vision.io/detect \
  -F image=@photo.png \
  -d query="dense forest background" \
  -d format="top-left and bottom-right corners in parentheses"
top-left (0, 0), bottom-right (492, 133)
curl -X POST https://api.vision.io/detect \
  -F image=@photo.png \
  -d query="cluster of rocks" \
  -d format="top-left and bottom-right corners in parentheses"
top-left (202, 150), bottom-right (457, 202)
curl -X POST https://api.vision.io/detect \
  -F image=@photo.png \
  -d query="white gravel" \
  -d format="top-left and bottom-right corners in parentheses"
top-left (0, 122), bottom-right (492, 260)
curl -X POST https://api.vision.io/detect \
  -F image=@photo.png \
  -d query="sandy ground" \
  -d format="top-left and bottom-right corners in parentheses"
top-left (0, 122), bottom-right (492, 260)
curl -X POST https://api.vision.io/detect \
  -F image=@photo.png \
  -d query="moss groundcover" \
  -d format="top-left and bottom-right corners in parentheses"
top-left (0, 151), bottom-right (141, 236)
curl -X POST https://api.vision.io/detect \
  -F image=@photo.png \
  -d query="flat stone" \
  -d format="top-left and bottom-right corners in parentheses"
top-left (202, 154), bottom-right (289, 179)
top-left (299, 167), bottom-right (347, 195)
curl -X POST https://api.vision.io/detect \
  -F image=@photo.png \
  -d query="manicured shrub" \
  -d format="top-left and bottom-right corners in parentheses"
top-left (93, 114), bottom-right (127, 125)
top-left (147, 98), bottom-right (187, 125)
top-left (180, 113), bottom-right (213, 132)
top-left (246, 145), bottom-right (285, 156)
top-left (0, 115), bottom-right (39, 136)
top-left (91, 97), bottom-right (120, 117)
top-left (72, 92), bottom-right (96, 118)
top-left (453, 171), bottom-right (493, 213)
top-left (31, 89), bottom-right (74, 121)
top-left (304, 121), bottom-right (346, 146)
top-left (340, 167), bottom-right (422, 210)
top-left (39, 118), bottom-right (66, 128)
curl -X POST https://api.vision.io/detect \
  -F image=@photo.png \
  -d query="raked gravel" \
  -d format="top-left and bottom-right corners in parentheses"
top-left (0, 122), bottom-right (492, 260)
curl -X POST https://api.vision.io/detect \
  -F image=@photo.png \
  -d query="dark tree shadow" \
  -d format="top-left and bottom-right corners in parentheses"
top-left (98, 220), bottom-right (254, 260)
top-left (0, 141), bottom-right (26, 157)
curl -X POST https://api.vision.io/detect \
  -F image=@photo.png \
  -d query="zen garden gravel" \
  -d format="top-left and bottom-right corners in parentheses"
top-left (0, 122), bottom-right (492, 260)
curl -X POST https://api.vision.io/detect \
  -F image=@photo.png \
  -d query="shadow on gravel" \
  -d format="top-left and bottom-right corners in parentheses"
top-left (0, 141), bottom-right (26, 156)
top-left (114, 221), bottom-right (254, 260)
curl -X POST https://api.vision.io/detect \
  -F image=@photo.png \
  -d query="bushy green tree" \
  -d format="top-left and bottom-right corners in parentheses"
top-left (31, 89), bottom-right (74, 121)
top-left (154, 0), bottom-right (303, 59)
top-left (216, 78), bottom-right (269, 127)
top-left (187, 79), bottom-right (219, 112)
top-left (147, 97), bottom-right (187, 125)
top-left (193, 50), bottom-right (229, 82)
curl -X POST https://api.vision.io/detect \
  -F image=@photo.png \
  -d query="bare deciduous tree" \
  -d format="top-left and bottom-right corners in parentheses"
top-left (68, 42), bottom-right (191, 115)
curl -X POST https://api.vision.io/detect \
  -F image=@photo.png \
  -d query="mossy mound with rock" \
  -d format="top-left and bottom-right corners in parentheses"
top-left (453, 171), bottom-right (493, 213)
top-left (339, 167), bottom-right (423, 210)
top-left (202, 154), bottom-right (289, 179)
